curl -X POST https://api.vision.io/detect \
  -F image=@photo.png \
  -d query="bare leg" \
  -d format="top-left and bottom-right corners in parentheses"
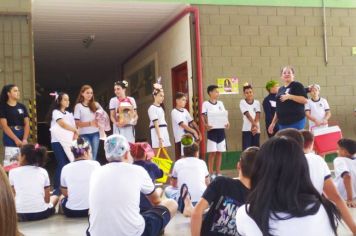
top-left (159, 199), bottom-right (178, 218)
top-left (50, 195), bottom-right (60, 208)
top-left (156, 187), bottom-right (163, 198)
top-left (183, 196), bottom-right (194, 217)
top-left (215, 152), bottom-right (222, 175)
top-left (208, 152), bottom-right (215, 174)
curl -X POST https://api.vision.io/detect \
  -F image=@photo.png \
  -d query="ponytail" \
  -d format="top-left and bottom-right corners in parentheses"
top-left (20, 144), bottom-right (47, 167)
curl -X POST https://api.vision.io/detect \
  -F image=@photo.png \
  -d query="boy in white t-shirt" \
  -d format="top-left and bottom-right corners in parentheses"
top-left (305, 84), bottom-right (331, 130)
top-left (202, 85), bottom-right (229, 179)
top-left (239, 83), bottom-right (261, 150)
top-left (165, 134), bottom-right (210, 217)
top-left (60, 137), bottom-right (100, 217)
top-left (171, 92), bottom-right (201, 161)
top-left (87, 134), bottom-right (177, 236)
top-left (334, 138), bottom-right (356, 207)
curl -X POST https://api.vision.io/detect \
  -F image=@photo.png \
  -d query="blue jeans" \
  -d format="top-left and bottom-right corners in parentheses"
top-left (279, 117), bottom-right (306, 131)
top-left (51, 142), bottom-right (70, 196)
top-left (81, 132), bottom-right (100, 161)
top-left (3, 127), bottom-right (24, 147)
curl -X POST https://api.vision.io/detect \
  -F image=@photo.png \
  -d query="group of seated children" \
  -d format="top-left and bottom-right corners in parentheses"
top-left (4, 128), bottom-right (356, 235)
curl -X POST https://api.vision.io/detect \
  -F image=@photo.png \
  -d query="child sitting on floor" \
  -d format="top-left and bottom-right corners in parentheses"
top-left (60, 137), bottom-right (100, 217)
top-left (9, 144), bottom-right (58, 221)
top-left (165, 134), bottom-right (210, 216)
top-left (191, 146), bottom-right (258, 236)
top-left (131, 141), bottom-right (165, 213)
top-left (334, 138), bottom-right (356, 208)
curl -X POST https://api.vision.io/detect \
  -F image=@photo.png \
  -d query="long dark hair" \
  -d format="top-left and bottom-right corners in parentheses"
top-left (247, 137), bottom-right (340, 236)
top-left (20, 144), bottom-right (47, 167)
top-left (45, 92), bottom-right (68, 124)
top-left (0, 84), bottom-right (16, 105)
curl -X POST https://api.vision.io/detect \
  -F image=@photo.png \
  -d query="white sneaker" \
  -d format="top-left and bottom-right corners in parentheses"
top-left (217, 173), bottom-right (223, 177)
top-left (210, 174), bottom-right (216, 180)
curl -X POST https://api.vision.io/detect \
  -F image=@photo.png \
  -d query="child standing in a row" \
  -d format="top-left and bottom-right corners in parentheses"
top-left (202, 85), bottom-right (229, 179)
top-left (239, 83), bottom-right (261, 150)
top-left (171, 92), bottom-right (201, 160)
top-left (148, 84), bottom-right (171, 153)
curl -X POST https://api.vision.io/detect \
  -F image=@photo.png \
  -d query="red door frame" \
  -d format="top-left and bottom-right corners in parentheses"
top-left (121, 7), bottom-right (205, 158)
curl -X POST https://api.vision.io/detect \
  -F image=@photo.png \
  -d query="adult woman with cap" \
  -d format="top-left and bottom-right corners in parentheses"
top-left (0, 84), bottom-right (30, 149)
top-left (109, 80), bottom-right (138, 143)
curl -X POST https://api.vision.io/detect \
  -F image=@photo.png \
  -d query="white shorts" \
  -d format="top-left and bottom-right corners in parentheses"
top-left (207, 139), bottom-right (226, 153)
top-left (150, 126), bottom-right (171, 148)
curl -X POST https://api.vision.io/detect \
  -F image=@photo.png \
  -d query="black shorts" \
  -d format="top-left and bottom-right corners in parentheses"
top-left (61, 197), bottom-right (89, 218)
top-left (207, 129), bottom-right (225, 143)
top-left (141, 205), bottom-right (171, 236)
top-left (18, 207), bottom-right (55, 222)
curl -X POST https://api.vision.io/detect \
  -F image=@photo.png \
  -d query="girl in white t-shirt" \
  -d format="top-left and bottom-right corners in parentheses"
top-left (9, 144), bottom-right (59, 221)
top-left (171, 92), bottom-right (201, 160)
top-left (239, 83), bottom-right (261, 150)
top-left (148, 85), bottom-right (171, 151)
top-left (305, 84), bottom-right (331, 130)
top-left (235, 137), bottom-right (340, 236)
top-left (109, 80), bottom-right (138, 143)
top-left (334, 139), bottom-right (356, 207)
top-left (46, 92), bottom-right (78, 196)
top-left (60, 137), bottom-right (100, 218)
top-left (165, 134), bottom-right (209, 217)
top-left (74, 85), bottom-right (102, 161)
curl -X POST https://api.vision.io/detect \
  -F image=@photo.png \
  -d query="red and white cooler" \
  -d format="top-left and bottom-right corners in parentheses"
top-left (312, 126), bottom-right (342, 155)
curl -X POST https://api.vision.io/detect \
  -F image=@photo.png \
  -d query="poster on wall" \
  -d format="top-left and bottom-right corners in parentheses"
top-left (217, 77), bottom-right (239, 94)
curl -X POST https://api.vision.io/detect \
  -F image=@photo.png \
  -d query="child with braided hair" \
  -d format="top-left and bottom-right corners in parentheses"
top-left (60, 137), bottom-right (100, 217)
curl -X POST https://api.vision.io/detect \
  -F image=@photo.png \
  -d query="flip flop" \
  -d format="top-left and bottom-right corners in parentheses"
top-left (177, 184), bottom-right (189, 213)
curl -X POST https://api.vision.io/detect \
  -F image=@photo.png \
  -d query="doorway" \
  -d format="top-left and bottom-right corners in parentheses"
top-left (171, 61), bottom-right (189, 110)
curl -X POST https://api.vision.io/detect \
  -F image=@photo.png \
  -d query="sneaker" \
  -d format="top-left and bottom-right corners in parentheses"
top-left (217, 173), bottom-right (223, 177)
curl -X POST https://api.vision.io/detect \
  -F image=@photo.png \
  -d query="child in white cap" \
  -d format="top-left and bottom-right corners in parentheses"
top-left (305, 84), bottom-right (331, 131)
top-left (87, 134), bottom-right (177, 236)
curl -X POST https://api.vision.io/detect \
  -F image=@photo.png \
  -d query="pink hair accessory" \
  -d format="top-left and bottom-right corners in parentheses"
top-left (49, 91), bottom-right (59, 101)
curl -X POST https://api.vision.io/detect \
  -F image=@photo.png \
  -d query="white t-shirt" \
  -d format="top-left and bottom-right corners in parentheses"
top-left (88, 162), bottom-right (154, 236)
top-left (50, 109), bottom-right (76, 143)
top-left (148, 105), bottom-right (167, 127)
top-left (333, 156), bottom-right (356, 200)
top-left (202, 100), bottom-right (226, 115)
top-left (60, 160), bottom-right (100, 210)
top-left (172, 157), bottom-right (209, 202)
top-left (9, 166), bottom-right (50, 213)
top-left (239, 99), bottom-right (261, 132)
top-left (171, 108), bottom-right (193, 143)
top-left (109, 96), bottom-right (137, 112)
top-left (236, 204), bottom-right (335, 236)
top-left (305, 153), bottom-right (331, 194)
top-left (74, 103), bottom-right (101, 135)
top-left (305, 97), bottom-right (330, 128)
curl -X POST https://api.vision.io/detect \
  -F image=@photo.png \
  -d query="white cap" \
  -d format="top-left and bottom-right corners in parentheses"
top-left (104, 134), bottom-right (130, 159)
